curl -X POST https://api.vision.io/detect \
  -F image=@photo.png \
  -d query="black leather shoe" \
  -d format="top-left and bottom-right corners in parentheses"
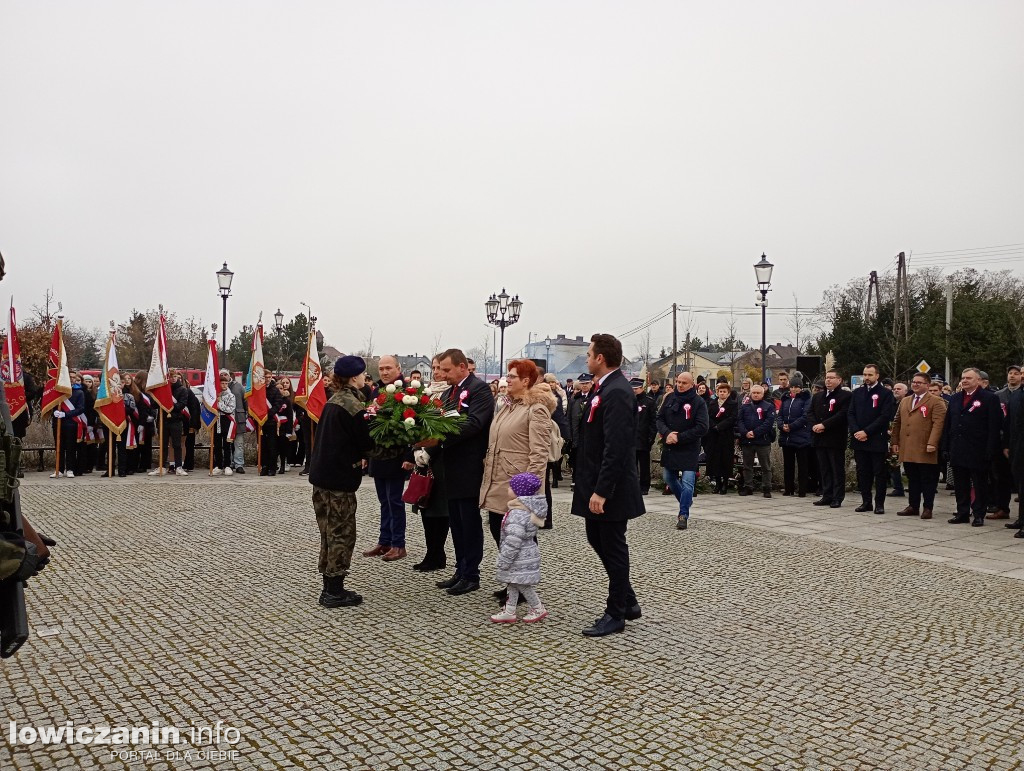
top-left (1006, 520), bottom-right (1022, 529)
top-left (676, 517), bottom-right (687, 530)
top-left (234, 467), bottom-right (245, 474)
top-left (948, 516), bottom-right (970, 524)
top-left (1015, 530), bottom-right (1024, 538)
top-left (435, 574), bottom-right (461, 589)
top-left (582, 614), bottom-right (625, 637)
top-left (412, 560), bottom-right (426, 571)
top-left (763, 490), bottom-right (772, 499)
top-left (782, 491), bottom-right (793, 496)
top-left (971, 519), bottom-right (984, 527)
top-left (625, 604), bottom-right (642, 621)
top-left (854, 504), bottom-right (873, 512)
top-left (829, 501), bottom-right (842, 508)
top-left (419, 561), bottom-right (446, 572)
top-left (446, 579), bottom-right (480, 596)
top-left (812, 498), bottom-right (832, 506)
top-left (874, 507), bottom-right (885, 515)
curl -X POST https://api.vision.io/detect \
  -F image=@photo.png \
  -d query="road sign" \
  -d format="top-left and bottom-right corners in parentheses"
top-left (916, 360), bottom-right (931, 374)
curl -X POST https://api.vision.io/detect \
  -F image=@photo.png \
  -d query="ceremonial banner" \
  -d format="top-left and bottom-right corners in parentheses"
top-left (40, 319), bottom-right (72, 416)
top-left (95, 331), bottom-right (127, 436)
top-left (146, 312), bottom-right (174, 413)
top-left (294, 328), bottom-right (326, 423)
top-left (245, 323), bottom-right (268, 426)
top-left (200, 339), bottom-right (219, 429)
top-left (2, 304), bottom-right (26, 419)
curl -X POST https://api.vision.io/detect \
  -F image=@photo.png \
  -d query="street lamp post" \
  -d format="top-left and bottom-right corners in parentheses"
top-left (754, 253), bottom-right (775, 384)
top-left (485, 288), bottom-right (522, 374)
top-left (216, 262), bottom-right (234, 357)
top-left (274, 308), bottom-right (284, 371)
top-left (545, 338), bottom-right (551, 374)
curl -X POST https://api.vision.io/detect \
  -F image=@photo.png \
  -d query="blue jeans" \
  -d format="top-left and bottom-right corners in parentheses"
top-left (374, 475), bottom-right (407, 548)
top-left (232, 424), bottom-right (246, 469)
top-left (663, 468), bottom-right (696, 519)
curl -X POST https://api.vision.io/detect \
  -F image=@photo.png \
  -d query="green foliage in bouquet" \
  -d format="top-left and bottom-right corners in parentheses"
top-left (366, 378), bottom-right (464, 449)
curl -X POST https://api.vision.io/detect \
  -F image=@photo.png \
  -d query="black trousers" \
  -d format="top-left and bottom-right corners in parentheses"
top-left (184, 429), bottom-right (197, 470)
top-left (782, 446), bottom-right (810, 495)
top-left (420, 513), bottom-right (449, 567)
top-left (889, 466), bottom-right (905, 494)
top-left (213, 417), bottom-right (233, 470)
top-left (991, 452), bottom-right (1013, 512)
top-left (448, 497), bottom-right (484, 583)
top-left (636, 450), bottom-right (652, 493)
top-left (259, 426), bottom-right (277, 472)
top-left (815, 446), bottom-right (846, 503)
top-left (853, 448), bottom-right (887, 507)
top-left (161, 419), bottom-right (184, 468)
top-left (584, 518), bottom-right (637, 621)
top-left (488, 510), bottom-right (503, 547)
top-left (807, 449), bottom-right (820, 493)
top-left (904, 462), bottom-right (939, 510)
top-left (952, 465), bottom-right (990, 521)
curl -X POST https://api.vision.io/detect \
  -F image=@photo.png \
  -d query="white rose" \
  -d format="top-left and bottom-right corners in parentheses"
top-left (385, 384), bottom-right (396, 394)
top-left (394, 379), bottom-right (403, 388)
top-left (404, 417), bottom-right (415, 426)
top-left (410, 380), bottom-right (422, 389)
top-left (403, 395), bottom-right (417, 405)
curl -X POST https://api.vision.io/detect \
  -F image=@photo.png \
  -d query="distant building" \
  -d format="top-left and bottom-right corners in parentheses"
top-left (523, 334), bottom-right (591, 374)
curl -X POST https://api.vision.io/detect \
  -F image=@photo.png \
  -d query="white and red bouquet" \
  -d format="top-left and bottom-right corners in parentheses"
top-left (366, 378), bottom-right (464, 449)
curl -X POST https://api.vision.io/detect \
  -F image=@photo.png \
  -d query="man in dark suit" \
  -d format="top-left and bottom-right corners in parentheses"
top-left (847, 363), bottom-right (897, 514)
top-left (571, 334), bottom-right (645, 637)
top-left (427, 348), bottom-right (495, 595)
top-left (945, 367), bottom-right (1002, 526)
top-left (810, 369), bottom-right (852, 508)
top-left (632, 377), bottom-right (657, 495)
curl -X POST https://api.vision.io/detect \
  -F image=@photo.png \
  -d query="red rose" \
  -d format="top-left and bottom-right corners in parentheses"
top-left (431, 398), bottom-right (442, 408)
top-left (405, 387), bottom-right (417, 394)
top-left (376, 394), bottom-right (387, 405)
top-left (402, 408), bottom-right (416, 419)
top-left (420, 395), bottom-right (430, 404)
top-left (394, 393), bottom-right (403, 402)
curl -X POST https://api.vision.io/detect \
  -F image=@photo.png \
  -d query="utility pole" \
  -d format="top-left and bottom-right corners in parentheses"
top-left (864, 271), bottom-right (880, 322)
top-left (671, 303), bottom-right (678, 381)
top-left (945, 278), bottom-right (953, 384)
top-left (893, 252), bottom-right (910, 340)
top-left (684, 331), bottom-right (691, 373)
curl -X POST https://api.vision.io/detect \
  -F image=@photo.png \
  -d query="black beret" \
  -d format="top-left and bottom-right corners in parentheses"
top-left (629, 377), bottom-right (645, 388)
top-left (334, 355), bottom-right (366, 378)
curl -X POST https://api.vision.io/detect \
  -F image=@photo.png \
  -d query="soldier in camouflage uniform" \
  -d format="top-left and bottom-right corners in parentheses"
top-left (307, 356), bottom-right (374, 607)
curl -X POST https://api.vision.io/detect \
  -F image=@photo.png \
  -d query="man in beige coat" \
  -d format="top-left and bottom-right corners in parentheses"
top-left (891, 372), bottom-right (948, 519)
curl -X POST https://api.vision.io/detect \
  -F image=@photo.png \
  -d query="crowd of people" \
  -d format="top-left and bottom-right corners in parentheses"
top-left (18, 342), bottom-right (1024, 639)
top-left (622, 364), bottom-right (1024, 540)
top-left (35, 367), bottom-right (310, 479)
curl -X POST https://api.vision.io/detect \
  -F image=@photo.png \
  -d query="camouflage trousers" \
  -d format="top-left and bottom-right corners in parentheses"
top-left (312, 487), bottom-right (357, 578)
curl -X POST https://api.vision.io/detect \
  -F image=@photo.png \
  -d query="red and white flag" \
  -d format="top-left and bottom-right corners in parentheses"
top-left (294, 327), bottom-right (326, 423)
top-left (245, 323), bottom-right (269, 426)
top-left (146, 312), bottom-right (174, 413)
top-left (2, 304), bottom-right (27, 420)
top-left (41, 318), bottom-right (72, 416)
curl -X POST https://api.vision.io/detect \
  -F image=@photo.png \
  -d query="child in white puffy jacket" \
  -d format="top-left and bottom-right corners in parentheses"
top-left (490, 472), bottom-right (548, 623)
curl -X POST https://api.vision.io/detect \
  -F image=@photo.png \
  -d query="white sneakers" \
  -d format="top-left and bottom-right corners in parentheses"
top-left (175, 467), bottom-right (188, 476)
top-left (224, 467), bottom-right (233, 476)
top-left (211, 468), bottom-right (223, 476)
top-left (148, 468), bottom-right (162, 476)
top-left (490, 605), bottom-right (518, 623)
top-left (490, 603), bottom-right (549, 623)
top-left (49, 472), bottom-right (62, 479)
top-left (64, 470), bottom-right (75, 479)
top-left (523, 605), bottom-right (548, 623)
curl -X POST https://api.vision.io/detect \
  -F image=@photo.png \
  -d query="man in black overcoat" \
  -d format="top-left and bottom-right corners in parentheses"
top-left (571, 334), bottom-right (645, 637)
top-left (810, 369), bottom-right (852, 508)
top-left (427, 348), bottom-right (494, 595)
top-left (847, 363), bottom-right (896, 514)
top-left (945, 367), bottom-right (1002, 526)
top-left (632, 377), bottom-right (657, 495)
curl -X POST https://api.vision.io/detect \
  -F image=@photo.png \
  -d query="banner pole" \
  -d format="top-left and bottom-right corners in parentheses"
top-left (55, 417), bottom-right (62, 477)
top-left (158, 410), bottom-right (164, 475)
top-left (257, 424), bottom-right (262, 472)
top-left (108, 433), bottom-right (114, 477)
top-left (209, 424), bottom-right (215, 475)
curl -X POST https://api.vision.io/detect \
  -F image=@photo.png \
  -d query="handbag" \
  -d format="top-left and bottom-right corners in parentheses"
top-left (402, 468), bottom-right (434, 506)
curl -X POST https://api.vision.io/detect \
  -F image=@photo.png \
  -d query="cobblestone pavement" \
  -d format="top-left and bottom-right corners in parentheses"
top-left (3, 472), bottom-right (1024, 770)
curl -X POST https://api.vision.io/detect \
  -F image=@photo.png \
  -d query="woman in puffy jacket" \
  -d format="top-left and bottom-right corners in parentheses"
top-left (706, 382), bottom-right (738, 494)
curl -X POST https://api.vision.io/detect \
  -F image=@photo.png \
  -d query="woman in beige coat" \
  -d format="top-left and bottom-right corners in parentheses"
top-left (479, 359), bottom-right (556, 548)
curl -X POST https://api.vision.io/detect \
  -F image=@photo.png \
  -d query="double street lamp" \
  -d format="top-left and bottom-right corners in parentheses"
top-left (274, 308), bottom-right (285, 371)
top-left (754, 253), bottom-right (775, 384)
top-left (216, 262), bottom-right (234, 355)
top-left (485, 288), bottom-right (522, 374)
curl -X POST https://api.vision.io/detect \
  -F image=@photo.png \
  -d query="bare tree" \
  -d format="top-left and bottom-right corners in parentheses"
top-left (362, 328), bottom-right (375, 358)
top-left (634, 328), bottom-right (653, 380)
top-left (788, 292), bottom-right (807, 352)
top-left (432, 331), bottom-right (444, 358)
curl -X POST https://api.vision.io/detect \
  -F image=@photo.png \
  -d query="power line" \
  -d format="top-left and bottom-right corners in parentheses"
top-left (914, 242), bottom-right (1024, 257)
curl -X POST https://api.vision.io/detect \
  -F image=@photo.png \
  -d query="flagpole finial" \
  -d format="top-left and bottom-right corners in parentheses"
top-left (110, 320), bottom-right (115, 330)
top-left (159, 303), bottom-right (164, 314)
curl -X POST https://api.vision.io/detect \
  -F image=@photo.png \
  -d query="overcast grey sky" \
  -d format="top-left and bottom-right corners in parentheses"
top-left (2, 1), bottom-right (1022, 360)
